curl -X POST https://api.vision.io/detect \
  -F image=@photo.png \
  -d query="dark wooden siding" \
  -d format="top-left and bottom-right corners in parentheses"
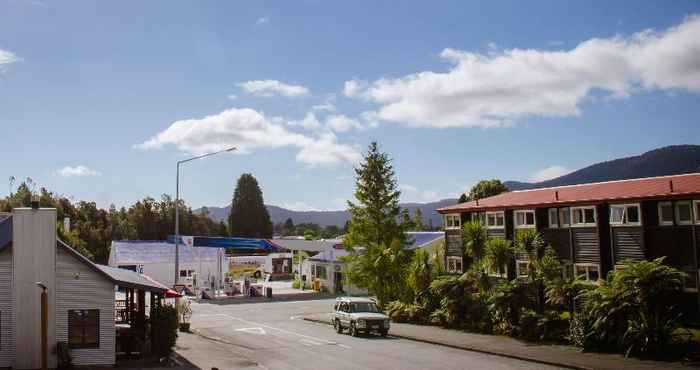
top-left (542, 228), bottom-right (572, 261)
top-left (572, 227), bottom-right (600, 263)
top-left (445, 229), bottom-right (462, 257)
top-left (487, 228), bottom-right (506, 239)
top-left (646, 226), bottom-right (694, 267)
top-left (611, 227), bottom-right (645, 263)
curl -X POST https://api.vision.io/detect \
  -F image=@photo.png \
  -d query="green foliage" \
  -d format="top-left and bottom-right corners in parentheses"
top-left (581, 258), bottom-right (689, 356)
top-left (484, 237), bottom-right (513, 277)
top-left (151, 304), bottom-right (179, 357)
top-left (545, 275), bottom-right (591, 312)
top-left (344, 142), bottom-right (411, 306)
top-left (428, 272), bottom-right (491, 332)
top-left (462, 220), bottom-right (487, 260)
top-left (488, 279), bottom-right (535, 335)
top-left (386, 300), bottom-right (430, 324)
top-left (514, 229), bottom-right (545, 261)
top-left (466, 179), bottom-right (508, 201)
top-left (413, 208), bottom-right (425, 231)
top-left (228, 173), bottom-right (273, 238)
top-left (408, 249), bottom-right (436, 299)
top-left (457, 193), bottom-right (468, 204)
top-left (519, 310), bottom-right (570, 342)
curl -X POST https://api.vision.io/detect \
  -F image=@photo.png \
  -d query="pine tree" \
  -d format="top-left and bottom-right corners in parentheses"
top-left (344, 142), bottom-right (411, 305)
top-left (413, 208), bottom-right (424, 231)
top-left (228, 174), bottom-right (273, 238)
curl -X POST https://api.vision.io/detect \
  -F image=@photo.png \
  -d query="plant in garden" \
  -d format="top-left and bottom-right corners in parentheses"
top-left (151, 304), bottom-right (179, 357)
top-left (488, 279), bottom-right (535, 335)
top-left (484, 237), bottom-right (513, 278)
top-left (545, 274), bottom-right (591, 313)
top-left (515, 229), bottom-right (551, 313)
top-left (462, 220), bottom-right (487, 260)
top-left (408, 249), bottom-right (436, 301)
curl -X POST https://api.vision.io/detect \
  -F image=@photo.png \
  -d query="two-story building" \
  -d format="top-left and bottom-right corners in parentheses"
top-left (437, 173), bottom-right (700, 312)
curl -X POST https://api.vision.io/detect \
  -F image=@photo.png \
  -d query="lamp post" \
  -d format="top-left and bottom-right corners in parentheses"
top-left (174, 147), bottom-right (236, 287)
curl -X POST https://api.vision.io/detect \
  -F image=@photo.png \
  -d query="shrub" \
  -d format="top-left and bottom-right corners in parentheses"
top-left (484, 237), bottom-right (513, 278)
top-left (519, 310), bottom-right (570, 342)
top-left (427, 272), bottom-right (491, 332)
top-left (152, 304), bottom-right (179, 357)
top-left (386, 300), bottom-right (429, 323)
top-left (292, 278), bottom-right (301, 289)
top-left (462, 221), bottom-right (487, 260)
top-left (488, 279), bottom-right (535, 335)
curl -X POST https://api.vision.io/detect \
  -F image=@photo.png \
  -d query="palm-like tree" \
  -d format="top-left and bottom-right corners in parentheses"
top-left (485, 237), bottom-right (513, 278)
top-left (462, 220), bottom-right (487, 260)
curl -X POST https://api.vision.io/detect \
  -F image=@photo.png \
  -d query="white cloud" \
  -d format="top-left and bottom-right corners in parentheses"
top-left (280, 201), bottom-right (319, 212)
top-left (531, 165), bottom-right (571, 182)
top-left (325, 114), bottom-right (366, 133)
top-left (348, 15), bottom-right (700, 128)
top-left (256, 16), bottom-right (270, 25)
top-left (136, 107), bottom-right (360, 167)
top-left (238, 80), bottom-right (309, 98)
top-left (312, 102), bottom-right (336, 112)
top-left (0, 49), bottom-right (20, 71)
top-left (55, 165), bottom-right (102, 178)
top-left (288, 112), bottom-right (322, 130)
top-left (400, 184), bottom-right (441, 202)
top-left (226, 94), bottom-right (238, 100)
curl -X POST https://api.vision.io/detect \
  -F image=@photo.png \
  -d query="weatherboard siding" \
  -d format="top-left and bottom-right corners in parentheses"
top-left (612, 227), bottom-right (645, 263)
top-left (445, 230), bottom-right (462, 257)
top-left (0, 248), bottom-right (14, 368)
top-left (56, 247), bottom-right (115, 366)
top-left (542, 228), bottom-right (572, 261)
top-left (572, 227), bottom-right (600, 263)
top-left (487, 228), bottom-right (506, 239)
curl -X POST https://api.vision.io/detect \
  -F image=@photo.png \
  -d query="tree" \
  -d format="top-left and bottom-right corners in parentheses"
top-left (462, 220), bottom-right (487, 261)
top-left (283, 218), bottom-right (294, 235)
top-left (485, 238), bottom-right (513, 278)
top-left (413, 208), bottom-right (425, 231)
top-left (467, 179), bottom-right (508, 201)
top-left (458, 193), bottom-right (468, 203)
top-left (344, 142), bottom-right (411, 306)
top-left (228, 174), bottom-right (273, 238)
top-left (401, 208), bottom-right (415, 230)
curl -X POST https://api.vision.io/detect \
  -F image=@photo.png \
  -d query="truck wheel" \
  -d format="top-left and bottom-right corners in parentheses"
top-left (350, 322), bottom-right (359, 337)
top-left (334, 319), bottom-right (343, 333)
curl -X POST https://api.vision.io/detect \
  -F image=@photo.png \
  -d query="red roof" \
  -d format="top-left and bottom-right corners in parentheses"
top-left (437, 173), bottom-right (700, 214)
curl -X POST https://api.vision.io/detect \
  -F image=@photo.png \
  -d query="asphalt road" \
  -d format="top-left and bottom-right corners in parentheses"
top-left (182, 298), bottom-right (565, 370)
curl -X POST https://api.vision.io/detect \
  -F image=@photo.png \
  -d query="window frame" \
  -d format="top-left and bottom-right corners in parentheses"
top-left (68, 309), bottom-right (100, 349)
top-left (574, 263), bottom-right (601, 283)
top-left (485, 211), bottom-right (505, 229)
top-left (694, 200), bottom-right (700, 225)
top-left (548, 208), bottom-right (558, 228)
top-left (444, 214), bottom-right (461, 230)
top-left (609, 203), bottom-right (641, 227)
top-left (675, 201), bottom-right (693, 225)
top-left (446, 256), bottom-right (463, 274)
top-left (559, 207), bottom-right (571, 228)
top-left (471, 212), bottom-right (486, 225)
top-left (658, 202), bottom-right (674, 226)
top-left (514, 210), bottom-right (536, 229)
top-left (515, 260), bottom-right (530, 278)
top-left (571, 206), bottom-right (597, 227)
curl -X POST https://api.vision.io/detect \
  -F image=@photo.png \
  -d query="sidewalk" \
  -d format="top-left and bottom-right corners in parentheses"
top-left (303, 313), bottom-right (694, 370)
top-left (176, 331), bottom-right (260, 370)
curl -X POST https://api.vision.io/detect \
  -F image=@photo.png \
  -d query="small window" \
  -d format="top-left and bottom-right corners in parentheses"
top-left (486, 211), bottom-right (504, 229)
top-left (315, 265), bottom-right (327, 280)
top-left (559, 208), bottom-right (570, 227)
top-left (516, 261), bottom-right (530, 278)
top-left (695, 201), bottom-right (700, 224)
top-left (444, 214), bottom-right (461, 229)
top-left (179, 270), bottom-right (188, 278)
top-left (471, 212), bottom-right (486, 224)
top-left (571, 207), bottom-right (596, 227)
top-left (68, 309), bottom-right (100, 349)
top-left (548, 208), bottom-right (558, 228)
top-left (676, 201), bottom-right (693, 225)
top-left (514, 210), bottom-right (536, 229)
top-left (574, 264), bottom-right (600, 282)
top-left (609, 204), bottom-right (641, 226)
top-left (447, 256), bottom-right (463, 274)
top-left (658, 202), bottom-right (673, 225)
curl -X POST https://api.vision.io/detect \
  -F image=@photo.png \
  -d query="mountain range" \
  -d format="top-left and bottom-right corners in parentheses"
top-left (198, 145), bottom-right (700, 227)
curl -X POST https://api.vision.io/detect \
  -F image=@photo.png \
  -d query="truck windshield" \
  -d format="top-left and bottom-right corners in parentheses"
top-left (349, 302), bottom-right (380, 313)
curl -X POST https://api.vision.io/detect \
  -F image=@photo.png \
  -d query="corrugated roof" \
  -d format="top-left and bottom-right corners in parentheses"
top-left (438, 172), bottom-right (700, 213)
top-left (272, 238), bottom-right (343, 252)
top-left (111, 240), bottom-right (222, 264)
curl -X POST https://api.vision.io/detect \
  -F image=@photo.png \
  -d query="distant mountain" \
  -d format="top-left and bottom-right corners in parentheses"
top-left (504, 145), bottom-right (700, 191)
top-left (197, 199), bottom-right (457, 228)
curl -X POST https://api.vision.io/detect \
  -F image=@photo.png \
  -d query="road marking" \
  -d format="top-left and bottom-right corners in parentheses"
top-left (299, 338), bottom-right (322, 346)
top-left (235, 327), bottom-right (267, 335)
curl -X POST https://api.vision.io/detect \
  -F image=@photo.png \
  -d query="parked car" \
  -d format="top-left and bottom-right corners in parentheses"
top-left (332, 297), bottom-right (390, 337)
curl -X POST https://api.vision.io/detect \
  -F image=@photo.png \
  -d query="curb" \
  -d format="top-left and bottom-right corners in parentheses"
top-left (302, 317), bottom-right (591, 370)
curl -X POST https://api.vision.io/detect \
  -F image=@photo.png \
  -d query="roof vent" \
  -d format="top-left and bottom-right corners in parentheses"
top-left (669, 180), bottom-right (674, 193)
top-left (555, 191), bottom-right (559, 201)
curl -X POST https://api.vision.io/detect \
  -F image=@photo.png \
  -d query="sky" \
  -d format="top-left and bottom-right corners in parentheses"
top-left (1, 1), bottom-right (700, 211)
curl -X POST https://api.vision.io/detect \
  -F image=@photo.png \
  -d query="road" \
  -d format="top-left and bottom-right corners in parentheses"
top-left (181, 298), bottom-right (565, 370)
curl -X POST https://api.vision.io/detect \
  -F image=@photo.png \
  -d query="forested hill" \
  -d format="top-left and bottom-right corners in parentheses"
top-left (505, 145), bottom-right (700, 191)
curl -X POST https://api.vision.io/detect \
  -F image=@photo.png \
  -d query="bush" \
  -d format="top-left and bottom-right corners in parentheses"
top-left (152, 304), bottom-right (179, 357)
top-left (488, 279), bottom-right (535, 335)
top-left (427, 272), bottom-right (491, 332)
top-left (292, 278), bottom-right (301, 289)
top-left (519, 310), bottom-right (570, 342)
top-left (386, 300), bottom-right (429, 323)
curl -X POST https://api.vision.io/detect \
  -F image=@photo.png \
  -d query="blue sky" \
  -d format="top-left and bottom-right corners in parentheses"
top-left (1, 1), bottom-right (700, 211)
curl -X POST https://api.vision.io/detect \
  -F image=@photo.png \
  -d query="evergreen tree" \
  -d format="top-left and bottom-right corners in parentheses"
top-left (413, 208), bottom-right (425, 231)
top-left (458, 193), bottom-right (468, 203)
top-left (344, 142), bottom-right (412, 306)
top-left (283, 217), bottom-right (294, 235)
top-left (228, 173), bottom-right (273, 238)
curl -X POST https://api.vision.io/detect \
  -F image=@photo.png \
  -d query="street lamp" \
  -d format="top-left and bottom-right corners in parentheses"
top-left (174, 146), bottom-right (236, 287)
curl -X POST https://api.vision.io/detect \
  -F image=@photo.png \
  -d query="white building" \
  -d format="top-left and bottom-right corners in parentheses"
top-left (109, 240), bottom-right (227, 290)
top-left (0, 208), bottom-right (166, 368)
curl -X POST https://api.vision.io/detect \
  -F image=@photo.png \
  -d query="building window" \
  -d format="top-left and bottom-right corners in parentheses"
top-left (315, 265), bottom-right (327, 280)
top-left (514, 210), bottom-right (536, 229)
top-left (485, 211), bottom-right (504, 229)
top-left (609, 204), bottom-right (641, 226)
top-left (548, 209), bottom-right (558, 228)
top-left (445, 214), bottom-right (461, 229)
top-left (68, 309), bottom-right (100, 349)
top-left (676, 201), bottom-right (693, 225)
top-left (559, 207), bottom-right (570, 227)
top-left (658, 202), bottom-right (674, 226)
top-left (179, 270), bottom-right (194, 278)
top-left (695, 201), bottom-right (700, 224)
top-left (516, 261), bottom-right (530, 278)
top-left (574, 264), bottom-right (600, 282)
top-left (447, 256), bottom-right (463, 274)
top-left (471, 212), bottom-right (486, 225)
top-left (571, 207), bottom-right (596, 227)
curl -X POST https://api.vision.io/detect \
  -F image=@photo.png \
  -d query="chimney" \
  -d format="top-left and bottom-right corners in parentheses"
top-left (669, 180), bottom-right (674, 193)
top-left (555, 191), bottom-right (559, 201)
